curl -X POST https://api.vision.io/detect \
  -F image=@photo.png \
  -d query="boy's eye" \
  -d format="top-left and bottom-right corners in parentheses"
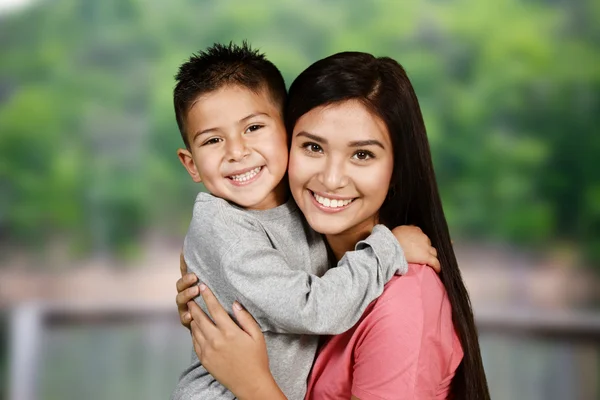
top-left (245, 124), bottom-right (263, 133)
top-left (352, 150), bottom-right (375, 161)
top-left (203, 137), bottom-right (222, 146)
top-left (301, 142), bottom-right (323, 154)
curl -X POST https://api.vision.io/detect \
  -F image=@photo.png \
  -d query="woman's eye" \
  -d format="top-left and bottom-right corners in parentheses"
top-left (203, 137), bottom-right (222, 146)
top-left (245, 124), bottom-right (263, 133)
top-left (302, 142), bottom-right (323, 153)
top-left (352, 150), bottom-right (375, 160)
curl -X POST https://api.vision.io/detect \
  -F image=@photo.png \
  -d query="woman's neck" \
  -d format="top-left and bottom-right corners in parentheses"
top-left (326, 218), bottom-right (378, 261)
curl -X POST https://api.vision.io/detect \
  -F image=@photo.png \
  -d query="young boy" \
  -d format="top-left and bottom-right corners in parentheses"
top-left (171, 42), bottom-right (435, 400)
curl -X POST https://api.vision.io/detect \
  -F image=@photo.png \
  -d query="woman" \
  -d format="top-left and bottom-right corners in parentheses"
top-left (176, 52), bottom-right (490, 399)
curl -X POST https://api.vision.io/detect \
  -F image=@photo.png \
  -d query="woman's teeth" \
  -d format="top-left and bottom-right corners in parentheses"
top-left (229, 167), bottom-right (262, 182)
top-left (313, 193), bottom-right (354, 208)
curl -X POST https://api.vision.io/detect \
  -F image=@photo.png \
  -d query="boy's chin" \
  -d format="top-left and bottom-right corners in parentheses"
top-left (229, 190), bottom-right (282, 210)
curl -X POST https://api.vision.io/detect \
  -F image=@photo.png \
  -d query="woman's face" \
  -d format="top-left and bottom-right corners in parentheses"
top-left (288, 100), bottom-right (394, 237)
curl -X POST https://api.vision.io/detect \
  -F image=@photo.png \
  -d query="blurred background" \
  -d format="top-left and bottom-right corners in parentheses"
top-left (0, 0), bottom-right (599, 399)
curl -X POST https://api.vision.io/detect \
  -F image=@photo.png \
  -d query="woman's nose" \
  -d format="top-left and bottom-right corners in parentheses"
top-left (320, 158), bottom-right (349, 190)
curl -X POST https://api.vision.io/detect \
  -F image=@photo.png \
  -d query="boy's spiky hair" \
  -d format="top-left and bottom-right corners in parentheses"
top-left (173, 41), bottom-right (287, 148)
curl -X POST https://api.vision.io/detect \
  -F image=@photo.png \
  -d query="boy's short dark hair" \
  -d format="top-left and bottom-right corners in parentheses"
top-left (173, 41), bottom-right (287, 148)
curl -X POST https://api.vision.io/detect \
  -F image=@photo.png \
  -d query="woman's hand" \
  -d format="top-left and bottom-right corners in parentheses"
top-left (190, 284), bottom-right (286, 400)
top-left (176, 252), bottom-right (199, 329)
top-left (391, 225), bottom-right (441, 273)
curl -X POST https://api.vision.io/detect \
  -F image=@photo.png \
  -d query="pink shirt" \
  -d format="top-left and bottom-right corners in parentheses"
top-left (306, 264), bottom-right (463, 400)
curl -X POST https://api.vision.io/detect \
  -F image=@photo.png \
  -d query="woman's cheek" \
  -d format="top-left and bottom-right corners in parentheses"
top-left (363, 162), bottom-right (394, 204)
top-left (287, 151), bottom-right (307, 197)
top-left (287, 152), bottom-right (300, 186)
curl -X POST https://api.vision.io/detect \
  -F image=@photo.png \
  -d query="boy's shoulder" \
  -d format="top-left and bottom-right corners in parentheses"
top-left (191, 192), bottom-right (259, 232)
top-left (190, 192), bottom-right (303, 237)
top-left (184, 193), bottom-right (261, 263)
top-left (193, 192), bottom-right (243, 215)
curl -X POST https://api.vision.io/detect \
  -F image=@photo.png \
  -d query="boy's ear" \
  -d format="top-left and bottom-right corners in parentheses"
top-left (177, 148), bottom-right (203, 183)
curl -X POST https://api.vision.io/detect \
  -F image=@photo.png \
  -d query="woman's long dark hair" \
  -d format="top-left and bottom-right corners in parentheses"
top-left (285, 52), bottom-right (490, 399)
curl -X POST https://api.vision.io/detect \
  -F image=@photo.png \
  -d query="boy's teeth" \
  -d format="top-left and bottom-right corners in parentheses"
top-left (313, 193), bottom-right (353, 208)
top-left (230, 167), bottom-right (262, 182)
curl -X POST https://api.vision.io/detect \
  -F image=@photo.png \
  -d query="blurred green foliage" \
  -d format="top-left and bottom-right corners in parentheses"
top-left (0, 0), bottom-right (598, 267)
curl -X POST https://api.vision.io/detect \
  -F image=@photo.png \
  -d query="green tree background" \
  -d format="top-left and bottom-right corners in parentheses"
top-left (0, 0), bottom-right (598, 269)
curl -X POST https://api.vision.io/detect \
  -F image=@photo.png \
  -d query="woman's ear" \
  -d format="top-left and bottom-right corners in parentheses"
top-left (177, 148), bottom-right (203, 183)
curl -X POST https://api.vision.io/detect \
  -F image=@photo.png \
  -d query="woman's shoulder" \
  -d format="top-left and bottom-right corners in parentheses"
top-left (354, 263), bottom-right (462, 384)
top-left (349, 264), bottom-right (462, 397)
top-left (362, 263), bottom-right (456, 343)
top-left (376, 263), bottom-right (447, 310)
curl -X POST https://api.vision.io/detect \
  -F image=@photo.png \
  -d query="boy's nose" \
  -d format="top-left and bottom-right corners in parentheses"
top-left (226, 139), bottom-right (250, 162)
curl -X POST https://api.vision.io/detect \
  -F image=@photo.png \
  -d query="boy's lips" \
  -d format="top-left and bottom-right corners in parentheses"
top-left (227, 166), bottom-right (264, 186)
top-left (308, 190), bottom-right (357, 213)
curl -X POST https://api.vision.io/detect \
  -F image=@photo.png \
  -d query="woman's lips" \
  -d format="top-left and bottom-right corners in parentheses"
top-left (308, 190), bottom-right (356, 213)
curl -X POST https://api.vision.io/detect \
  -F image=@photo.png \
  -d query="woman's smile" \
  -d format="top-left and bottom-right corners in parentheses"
top-left (308, 190), bottom-right (357, 213)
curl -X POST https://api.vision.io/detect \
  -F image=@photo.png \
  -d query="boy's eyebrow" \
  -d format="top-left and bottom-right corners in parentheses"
top-left (239, 112), bottom-right (270, 123)
top-left (348, 139), bottom-right (385, 149)
top-left (296, 131), bottom-right (328, 144)
top-left (192, 127), bottom-right (219, 142)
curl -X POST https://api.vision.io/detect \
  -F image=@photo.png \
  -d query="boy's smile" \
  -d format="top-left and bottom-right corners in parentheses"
top-left (226, 165), bottom-right (264, 186)
top-left (178, 85), bottom-right (289, 210)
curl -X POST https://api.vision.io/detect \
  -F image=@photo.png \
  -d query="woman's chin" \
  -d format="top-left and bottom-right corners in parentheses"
top-left (305, 217), bottom-right (350, 236)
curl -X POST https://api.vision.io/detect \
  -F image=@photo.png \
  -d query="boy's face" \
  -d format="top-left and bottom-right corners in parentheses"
top-left (178, 85), bottom-right (288, 210)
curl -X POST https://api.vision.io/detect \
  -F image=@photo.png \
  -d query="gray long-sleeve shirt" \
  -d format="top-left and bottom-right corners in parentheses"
top-left (171, 193), bottom-right (407, 400)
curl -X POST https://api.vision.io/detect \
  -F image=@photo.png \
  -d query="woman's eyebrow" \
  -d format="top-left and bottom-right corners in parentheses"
top-left (296, 131), bottom-right (328, 144)
top-left (348, 139), bottom-right (385, 149)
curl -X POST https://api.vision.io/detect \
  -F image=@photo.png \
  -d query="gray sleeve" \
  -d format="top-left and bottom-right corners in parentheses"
top-left (221, 224), bottom-right (407, 335)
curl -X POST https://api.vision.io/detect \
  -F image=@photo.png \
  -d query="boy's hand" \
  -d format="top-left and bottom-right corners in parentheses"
top-left (176, 252), bottom-right (200, 329)
top-left (391, 225), bottom-right (441, 273)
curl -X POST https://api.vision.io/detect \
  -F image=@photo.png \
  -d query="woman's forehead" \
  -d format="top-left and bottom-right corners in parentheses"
top-left (294, 100), bottom-right (391, 145)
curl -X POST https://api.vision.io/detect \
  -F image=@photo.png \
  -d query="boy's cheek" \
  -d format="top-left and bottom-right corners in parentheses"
top-left (267, 137), bottom-right (289, 161)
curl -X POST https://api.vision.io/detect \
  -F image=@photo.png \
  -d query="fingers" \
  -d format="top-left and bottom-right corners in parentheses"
top-left (430, 246), bottom-right (437, 258)
top-left (176, 273), bottom-right (198, 293)
top-left (232, 301), bottom-right (263, 339)
top-left (428, 255), bottom-right (441, 273)
top-left (190, 299), bottom-right (220, 339)
top-left (189, 301), bottom-right (208, 323)
top-left (179, 251), bottom-right (187, 277)
top-left (181, 311), bottom-right (192, 327)
top-left (175, 293), bottom-right (193, 329)
top-left (176, 276), bottom-right (185, 293)
top-left (428, 247), bottom-right (440, 273)
top-left (190, 319), bottom-right (206, 359)
top-left (176, 285), bottom-right (199, 309)
top-left (199, 284), bottom-right (238, 330)
top-left (176, 275), bottom-right (199, 330)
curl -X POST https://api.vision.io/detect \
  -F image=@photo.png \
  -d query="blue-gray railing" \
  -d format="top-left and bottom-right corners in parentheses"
top-left (8, 302), bottom-right (600, 400)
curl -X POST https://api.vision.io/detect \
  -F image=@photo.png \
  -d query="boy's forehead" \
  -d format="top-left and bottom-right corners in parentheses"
top-left (185, 85), bottom-right (282, 133)
top-left (205, 84), bottom-right (270, 103)
top-left (193, 85), bottom-right (277, 115)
